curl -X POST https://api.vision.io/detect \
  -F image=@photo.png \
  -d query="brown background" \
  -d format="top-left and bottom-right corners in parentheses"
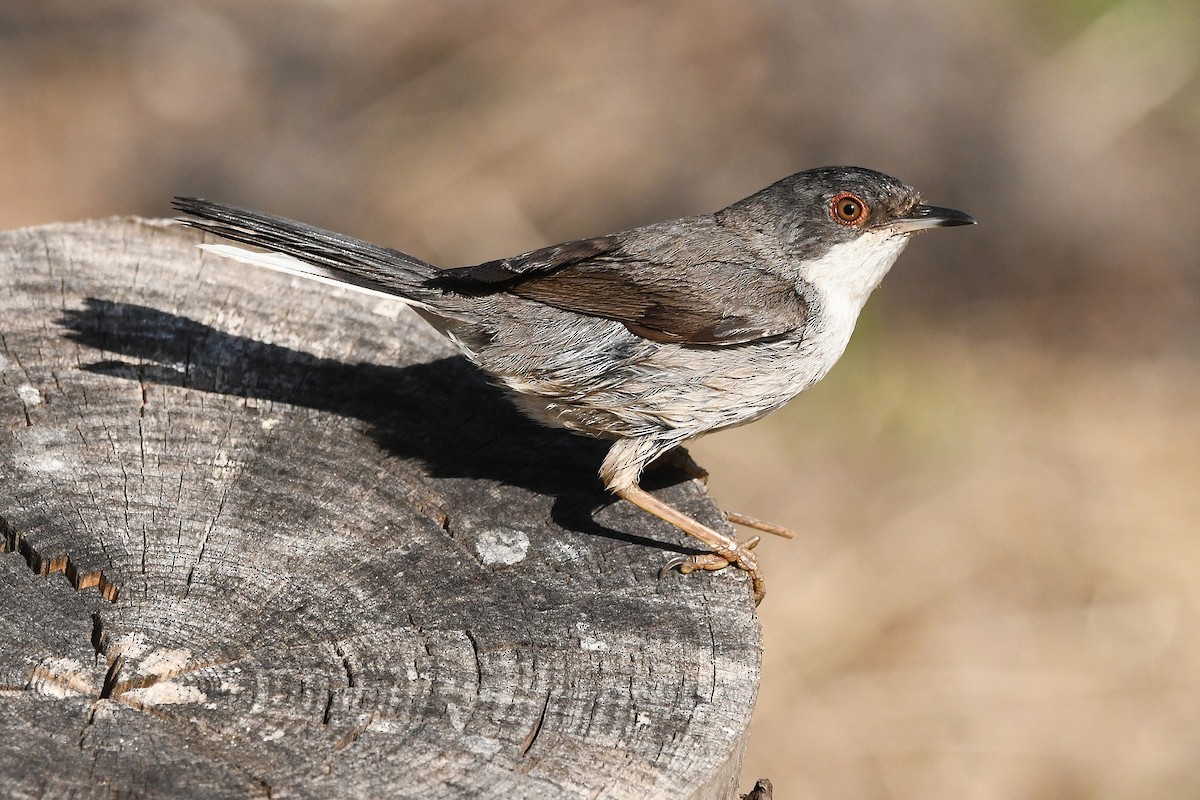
top-left (3, 1), bottom-right (1198, 797)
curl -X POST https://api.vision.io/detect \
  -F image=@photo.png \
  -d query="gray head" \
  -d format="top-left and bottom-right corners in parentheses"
top-left (723, 165), bottom-right (974, 302)
top-left (726, 166), bottom-right (973, 258)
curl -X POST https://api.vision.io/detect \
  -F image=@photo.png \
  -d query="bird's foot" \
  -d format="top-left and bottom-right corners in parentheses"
top-left (660, 536), bottom-right (764, 605)
top-left (614, 483), bottom-right (766, 604)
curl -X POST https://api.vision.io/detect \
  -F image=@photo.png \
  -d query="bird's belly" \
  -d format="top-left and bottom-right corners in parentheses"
top-left (466, 294), bottom-right (859, 442)
top-left (493, 331), bottom-right (842, 441)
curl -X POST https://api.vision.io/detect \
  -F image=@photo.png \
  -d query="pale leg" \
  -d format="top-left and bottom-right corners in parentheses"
top-left (651, 448), bottom-right (796, 539)
top-left (615, 483), bottom-right (765, 604)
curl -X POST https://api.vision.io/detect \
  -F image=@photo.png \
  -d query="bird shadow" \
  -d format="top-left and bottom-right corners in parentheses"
top-left (57, 298), bottom-right (697, 554)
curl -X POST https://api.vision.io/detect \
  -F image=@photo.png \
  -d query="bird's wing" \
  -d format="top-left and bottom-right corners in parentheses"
top-left (432, 234), bottom-right (807, 346)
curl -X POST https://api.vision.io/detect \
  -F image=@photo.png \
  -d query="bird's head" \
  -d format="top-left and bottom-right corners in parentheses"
top-left (728, 165), bottom-right (975, 305)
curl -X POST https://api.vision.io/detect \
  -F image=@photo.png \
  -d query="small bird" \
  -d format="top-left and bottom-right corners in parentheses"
top-left (174, 166), bottom-right (973, 604)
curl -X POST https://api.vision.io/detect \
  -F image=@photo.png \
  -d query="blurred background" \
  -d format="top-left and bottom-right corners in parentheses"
top-left (2, 0), bottom-right (1197, 796)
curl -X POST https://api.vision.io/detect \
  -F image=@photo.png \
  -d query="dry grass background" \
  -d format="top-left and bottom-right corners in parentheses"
top-left (2, 1), bottom-right (1198, 797)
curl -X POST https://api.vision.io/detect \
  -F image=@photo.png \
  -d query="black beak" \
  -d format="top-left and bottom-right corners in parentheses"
top-left (891, 204), bottom-right (976, 232)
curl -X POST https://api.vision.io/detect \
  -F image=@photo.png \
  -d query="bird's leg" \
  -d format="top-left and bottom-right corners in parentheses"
top-left (649, 448), bottom-right (795, 538)
top-left (604, 437), bottom-right (768, 603)
top-left (614, 483), bottom-right (765, 604)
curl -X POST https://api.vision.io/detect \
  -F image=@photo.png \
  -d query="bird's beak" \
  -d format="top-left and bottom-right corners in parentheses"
top-left (889, 204), bottom-right (976, 233)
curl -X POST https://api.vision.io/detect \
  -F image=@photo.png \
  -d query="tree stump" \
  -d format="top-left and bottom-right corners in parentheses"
top-left (0, 218), bottom-right (761, 799)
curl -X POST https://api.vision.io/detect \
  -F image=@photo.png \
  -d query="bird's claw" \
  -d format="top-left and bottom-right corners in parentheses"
top-left (659, 536), bottom-right (765, 604)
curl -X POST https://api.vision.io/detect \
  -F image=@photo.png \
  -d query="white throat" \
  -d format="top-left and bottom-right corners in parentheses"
top-left (800, 230), bottom-right (911, 314)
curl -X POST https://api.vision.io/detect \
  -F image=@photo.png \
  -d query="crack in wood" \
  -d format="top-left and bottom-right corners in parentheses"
top-left (464, 628), bottom-right (484, 696)
top-left (78, 705), bottom-right (99, 750)
top-left (1, 332), bottom-right (37, 427)
top-left (321, 690), bottom-right (336, 726)
top-left (99, 655), bottom-right (123, 700)
top-left (320, 642), bottom-right (356, 727)
top-left (185, 482), bottom-right (229, 597)
top-left (519, 689), bottom-right (552, 758)
top-left (90, 612), bottom-right (107, 657)
top-left (0, 515), bottom-right (120, 602)
top-left (332, 641), bottom-right (356, 688)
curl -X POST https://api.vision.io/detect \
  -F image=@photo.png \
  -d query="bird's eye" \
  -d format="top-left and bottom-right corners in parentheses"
top-left (830, 193), bottom-right (868, 226)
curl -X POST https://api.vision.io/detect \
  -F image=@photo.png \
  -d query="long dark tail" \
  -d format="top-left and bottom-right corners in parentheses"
top-left (172, 197), bottom-right (441, 301)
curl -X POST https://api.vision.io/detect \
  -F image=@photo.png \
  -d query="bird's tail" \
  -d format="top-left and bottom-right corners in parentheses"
top-left (172, 197), bottom-right (441, 305)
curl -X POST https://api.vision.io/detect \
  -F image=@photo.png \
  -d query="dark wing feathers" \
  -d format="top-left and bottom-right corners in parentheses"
top-left (432, 236), bottom-right (623, 287)
top-left (172, 197), bottom-right (438, 296)
top-left (434, 235), bottom-right (806, 346)
top-left (512, 263), bottom-right (804, 345)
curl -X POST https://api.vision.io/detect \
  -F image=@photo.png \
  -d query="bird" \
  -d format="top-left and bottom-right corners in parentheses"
top-left (173, 166), bottom-right (974, 604)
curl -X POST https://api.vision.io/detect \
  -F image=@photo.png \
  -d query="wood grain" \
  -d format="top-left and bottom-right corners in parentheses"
top-left (0, 218), bottom-right (761, 799)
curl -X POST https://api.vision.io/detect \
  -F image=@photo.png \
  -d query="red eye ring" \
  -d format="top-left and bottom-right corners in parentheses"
top-left (830, 193), bottom-right (868, 226)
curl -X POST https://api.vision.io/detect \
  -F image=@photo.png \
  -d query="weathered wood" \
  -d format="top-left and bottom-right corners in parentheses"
top-left (0, 218), bottom-right (761, 799)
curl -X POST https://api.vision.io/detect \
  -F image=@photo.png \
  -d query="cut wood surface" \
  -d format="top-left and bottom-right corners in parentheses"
top-left (0, 218), bottom-right (761, 799)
